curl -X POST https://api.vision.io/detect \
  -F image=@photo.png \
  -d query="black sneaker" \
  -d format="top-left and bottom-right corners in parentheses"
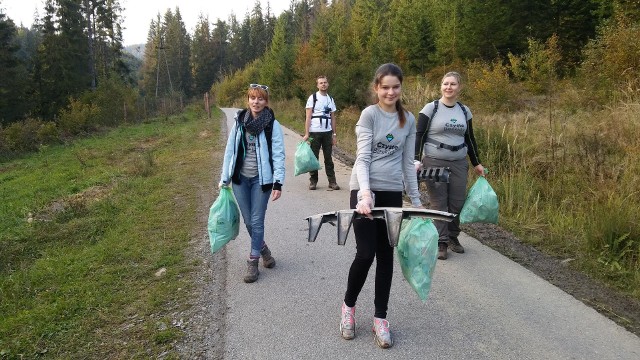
top-left (309, 182), bottom-right (317, 190)
top-left (449, 238), bottom-right (465, 253)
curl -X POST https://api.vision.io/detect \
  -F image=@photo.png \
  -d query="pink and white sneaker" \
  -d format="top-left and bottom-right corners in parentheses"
top-left (372, 317), bottom-right (393, 348)
top-left (340, 302), bottom-right (356, 340)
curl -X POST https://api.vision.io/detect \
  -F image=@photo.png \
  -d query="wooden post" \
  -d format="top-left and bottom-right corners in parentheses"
top-left (204, 93), bottom-right (211, 118)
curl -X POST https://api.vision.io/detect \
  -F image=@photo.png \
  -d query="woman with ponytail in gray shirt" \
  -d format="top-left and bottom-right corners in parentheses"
top-left (339, 63), bottom-right (423, 349)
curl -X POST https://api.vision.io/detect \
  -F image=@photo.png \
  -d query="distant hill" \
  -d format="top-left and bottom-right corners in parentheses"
top-left (124, 44), bottom-right (145, 60)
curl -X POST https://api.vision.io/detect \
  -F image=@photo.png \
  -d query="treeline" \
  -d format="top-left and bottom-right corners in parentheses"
top-left (0, 0), bottom-right (129, 123)
top-left (0, 0), bottom-right (283, 154)
top-left (214, 0), bottom-right (640, 108)
top-left (0, 0), bottom-right (147, 154)
top-left (2, 0), bottom-right (639, 154)
top-left (138, 3), bottom-right (277, 98)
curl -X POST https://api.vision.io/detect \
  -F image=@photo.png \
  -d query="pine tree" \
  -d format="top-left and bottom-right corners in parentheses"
top-left (0, 12), bottom-right (29, 124)
top-left (260, 13), bottom-right (296, 98)
top-left (191, 14), bottom-right (217, 95)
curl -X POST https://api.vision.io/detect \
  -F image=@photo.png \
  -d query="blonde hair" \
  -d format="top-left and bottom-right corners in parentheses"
top-left (247, 87), bottom-right (269, 102)
top-left (442, 71), bottom-right (462, 85)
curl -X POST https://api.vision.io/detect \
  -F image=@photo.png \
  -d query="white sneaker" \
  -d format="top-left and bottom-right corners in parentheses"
top-left (340, 302), bottom-right (356, 340)
top-left (372, 317), bottom-right (393, 348)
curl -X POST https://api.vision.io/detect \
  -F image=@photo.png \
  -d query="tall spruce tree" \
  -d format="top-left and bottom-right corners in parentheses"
top-left (0, 12), bottom-right (29, 124)
top-left (164, 8), bottom-right (193, 96)
top-left (191, 14), bottom-right (217, 95)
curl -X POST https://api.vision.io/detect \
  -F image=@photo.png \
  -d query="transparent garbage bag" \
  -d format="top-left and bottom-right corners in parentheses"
top-left (294, 140), bottom-right (321, 176)
top-left (396, 217), bottom-right (439, 302)
top-left (207, 186), bottom-right (240, 254)
top-left (460, 176), bottom-right (499, 224)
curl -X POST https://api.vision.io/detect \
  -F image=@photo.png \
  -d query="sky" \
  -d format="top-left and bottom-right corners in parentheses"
top-left (1, 0), bottom-right (292, 45)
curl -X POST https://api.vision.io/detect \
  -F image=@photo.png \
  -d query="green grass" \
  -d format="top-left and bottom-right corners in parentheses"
top-left (0, 105), bottom-right (223, 358)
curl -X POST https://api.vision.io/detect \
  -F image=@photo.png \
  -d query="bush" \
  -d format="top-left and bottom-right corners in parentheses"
top-left (508, 35), bottom-right (561, 95)
top-left (58, 99), bottom-right (100, 136)
top-left (580, 15), bottom-right (640, 104)
top-left (81, 77), bottom-right (139, 126)
top-left (464, 59), bottom-right (521, 113)
top-left (0, 118), bottom-right (59, 152)
top-left (212, 60), bottom-right (261, 107)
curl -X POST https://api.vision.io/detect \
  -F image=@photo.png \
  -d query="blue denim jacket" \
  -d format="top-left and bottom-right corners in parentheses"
top-left (220, 112), bottom-right (285, 190)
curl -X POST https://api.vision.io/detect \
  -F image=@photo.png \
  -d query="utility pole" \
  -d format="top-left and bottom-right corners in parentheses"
top-left (155, 36), bottom-right (174, 97)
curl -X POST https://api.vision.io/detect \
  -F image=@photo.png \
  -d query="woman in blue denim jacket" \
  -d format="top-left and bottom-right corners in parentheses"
top-left (220, 84), bottom-right (286, 283)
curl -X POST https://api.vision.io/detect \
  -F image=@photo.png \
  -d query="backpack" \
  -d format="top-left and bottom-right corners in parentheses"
top-left (311, 92), bottom-right (334, 128)
top-left (417, 100), bottom-right (470, 159)
top-left (236, 108), bottom-right (274, 169)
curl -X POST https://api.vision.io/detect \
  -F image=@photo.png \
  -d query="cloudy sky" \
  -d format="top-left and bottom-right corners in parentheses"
top-left (2, 0), bottom-right (292, 45)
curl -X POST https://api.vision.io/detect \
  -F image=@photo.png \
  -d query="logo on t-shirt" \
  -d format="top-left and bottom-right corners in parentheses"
top-left (445, 118), bottom-right (465, 134)
top-left (386, 133), bottom-right (394, 142)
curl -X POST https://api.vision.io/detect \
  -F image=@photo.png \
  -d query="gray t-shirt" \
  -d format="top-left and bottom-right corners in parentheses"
top-left (240, 131), bottom-right (259, 178)
top-left (349, 104), bottom-right (421, 207)
top-left (419, 101), bottom-right (471, 161)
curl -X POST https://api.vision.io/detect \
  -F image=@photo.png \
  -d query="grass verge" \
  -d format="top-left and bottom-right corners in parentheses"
top-left (0, 106), bottom-right (222, 358)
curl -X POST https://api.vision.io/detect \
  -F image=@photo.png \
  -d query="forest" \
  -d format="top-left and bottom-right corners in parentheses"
top-left (1, 0), bottom-right (639, 296)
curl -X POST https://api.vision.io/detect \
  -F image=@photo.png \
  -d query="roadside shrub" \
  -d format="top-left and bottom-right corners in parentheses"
top-left (81, 77), bottom-right (139, 126)
top-left (464, 59), bottom-right (521, 113)
top-left (58, 99), bottom-right (100, 136)
top-left (1, 118), bottom-right (59, 152)
top-left (212, 60), bottom-right (261, 107)
top-left (580, 15), bottom-right (640, 104)
top-left (508, 35), bottom-right (561, 95)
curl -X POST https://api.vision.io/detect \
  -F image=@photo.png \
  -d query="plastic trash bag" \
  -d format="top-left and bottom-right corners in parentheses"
top-left (294, 140), bottom-right (321, 176)
top-left (460, 176), bottom-right (499, 224)
top-left (208, 186), bottom-right (240, 254)
top-left (396, 217), bottom-right (439, 302)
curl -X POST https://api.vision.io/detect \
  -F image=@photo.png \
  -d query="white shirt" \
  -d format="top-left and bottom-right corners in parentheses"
top-left (305, 92), bottom-right (336, 132)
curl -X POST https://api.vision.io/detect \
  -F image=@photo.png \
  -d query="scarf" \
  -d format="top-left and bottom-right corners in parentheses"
top-left (242, 108), bottom-right (273, 136)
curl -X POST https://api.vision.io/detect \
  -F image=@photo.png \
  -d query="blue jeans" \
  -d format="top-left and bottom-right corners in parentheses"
top-left (232, 174), bottom-right (272, 257)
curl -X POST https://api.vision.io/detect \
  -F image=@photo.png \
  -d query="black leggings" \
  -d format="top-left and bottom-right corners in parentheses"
top-left (344, 190), bottom-right (402, 319)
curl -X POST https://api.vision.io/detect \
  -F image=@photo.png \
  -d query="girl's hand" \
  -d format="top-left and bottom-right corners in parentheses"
top-left (356, 190), bottom-right (374, 219)
top-left (271, 190), bottom-right (281, 201)
top-left (474, 164), bottom-right (485, 176)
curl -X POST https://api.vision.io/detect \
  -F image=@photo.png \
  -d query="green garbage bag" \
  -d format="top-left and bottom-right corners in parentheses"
top-left (396, 217), bottom-right (439, 302)
top-left (208, 186), bottom-right (240, 254)
top-left (460, 176), bottom-right (499, 224)
top-left (294, 140), bottom-right (321, 176)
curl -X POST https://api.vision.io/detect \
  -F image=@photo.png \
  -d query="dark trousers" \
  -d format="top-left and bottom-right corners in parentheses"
top-left (344, 190), bottom-right (402, 319)
top-left (309, 130), bottom-right (336, 184)
top-left (423, 157), bottom-right (468, 245)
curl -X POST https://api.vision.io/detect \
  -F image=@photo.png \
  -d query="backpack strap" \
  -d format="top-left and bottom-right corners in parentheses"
top-left (457, 101), bottom-right (469, 121)
top-left (310, 92), bottom-right (332, 128)
top-left (430, 99), bottom-right (439, 120)
top-left (422, 100), bottom-right (469, 152)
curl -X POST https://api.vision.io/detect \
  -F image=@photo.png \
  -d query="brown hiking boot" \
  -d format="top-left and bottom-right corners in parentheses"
top-left (328, 183), bottom-right (340, 190)
top-left (309, 182), bottom-right (317, 190)
top-left (260, 245), bottom-right (276, 268)
top-left (449, 238), bottom-right (465, 253)
top-left (437, 243), bottom-right (448, 260)
top-left (243, 259), bottom-right (259, 283)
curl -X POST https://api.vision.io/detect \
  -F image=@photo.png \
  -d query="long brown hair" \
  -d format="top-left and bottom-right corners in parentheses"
top-left (373, 63), bottom-right (407, 128)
